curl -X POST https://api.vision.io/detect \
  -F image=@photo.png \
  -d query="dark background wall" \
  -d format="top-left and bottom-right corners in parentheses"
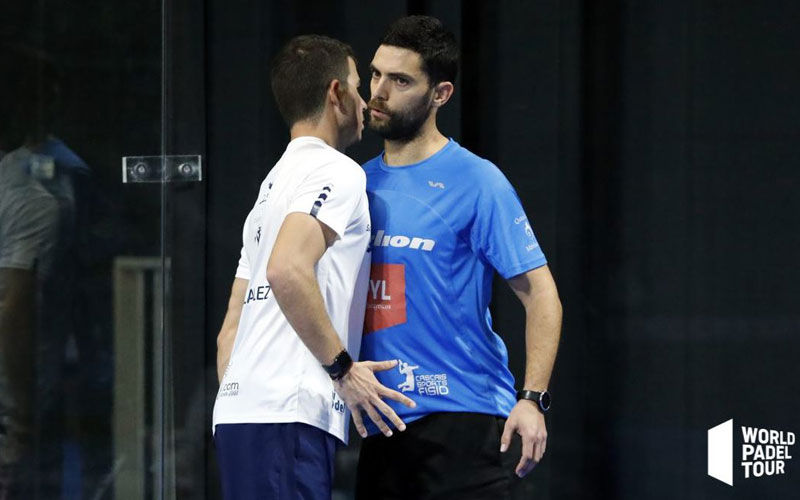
top-left (203, 1), bottom-right (800, 499)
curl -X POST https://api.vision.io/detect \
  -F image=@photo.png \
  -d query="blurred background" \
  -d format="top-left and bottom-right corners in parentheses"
top-left (0, 1), bottom-right (798, 498)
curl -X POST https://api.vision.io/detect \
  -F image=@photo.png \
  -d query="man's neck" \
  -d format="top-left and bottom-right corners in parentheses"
top-left (383, 121), bottom-right (449, 167)
top-left (290, 115), bottom-right (342, 152)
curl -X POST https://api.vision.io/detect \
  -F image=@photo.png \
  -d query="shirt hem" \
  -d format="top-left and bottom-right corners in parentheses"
top-left (213, 413), bottom-right (347, 444)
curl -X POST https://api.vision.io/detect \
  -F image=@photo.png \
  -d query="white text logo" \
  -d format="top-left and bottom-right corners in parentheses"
top-left (708, 419), bottom-right (795, 486)
top-left (371, 230), bottom-right (435, 251)
top-left (741, 425), bottom-right (794, 479)
top-left (369, 279), bottom-right (392, 302)
top-left (396, 359), bottom-right (450, 396)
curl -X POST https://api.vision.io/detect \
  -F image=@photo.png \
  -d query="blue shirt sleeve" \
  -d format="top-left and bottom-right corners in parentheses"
top-left (468, 163), bottom-right (548, 279)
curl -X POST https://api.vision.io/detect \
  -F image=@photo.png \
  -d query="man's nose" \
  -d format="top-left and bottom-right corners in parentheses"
top-left (371, 77), bottom-right (389, 100)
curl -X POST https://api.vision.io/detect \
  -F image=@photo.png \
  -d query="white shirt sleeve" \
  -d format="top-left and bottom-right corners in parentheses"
top-left (235, 245), bottom-right (250, 280)
top-left (286, 161), bottom-right (365, 239)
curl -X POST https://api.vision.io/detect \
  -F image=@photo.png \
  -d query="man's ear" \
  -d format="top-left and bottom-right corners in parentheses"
top-left (432, 81), bottom-right (454, 108)
top-left (327, 79), bottom-right (343, 109)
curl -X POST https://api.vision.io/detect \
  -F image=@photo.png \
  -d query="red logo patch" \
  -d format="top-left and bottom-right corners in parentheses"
top-left (364, 264), bottom-right (407, 334)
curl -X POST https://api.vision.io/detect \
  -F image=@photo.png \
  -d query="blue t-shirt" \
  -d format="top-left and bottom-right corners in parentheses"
top-left (360, 139), bottom-right (547, 434)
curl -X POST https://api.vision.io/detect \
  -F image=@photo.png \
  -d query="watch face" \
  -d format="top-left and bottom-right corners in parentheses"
top-left (539, 391), bottom-right (551, 411)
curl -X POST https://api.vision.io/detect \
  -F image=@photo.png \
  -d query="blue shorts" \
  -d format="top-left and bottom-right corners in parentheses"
top-left (214, 423), bottom-right (338, 500)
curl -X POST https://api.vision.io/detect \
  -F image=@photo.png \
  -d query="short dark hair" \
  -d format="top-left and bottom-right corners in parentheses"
top-left (380, 15), bottom-right (459, 85)
top-left (270, 35), bottom-right (355, 127)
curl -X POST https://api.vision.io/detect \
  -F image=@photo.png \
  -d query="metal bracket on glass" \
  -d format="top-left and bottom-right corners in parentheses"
top-left (122, 155), bottom-right (202, 183)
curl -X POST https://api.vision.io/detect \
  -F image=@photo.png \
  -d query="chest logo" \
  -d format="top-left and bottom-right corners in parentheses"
top-left (371, 230), bottom-right (435, 252)
top-left (427, 181), bottom-right (445, 189)
top-left (364, 263), bottom-right (407, 334)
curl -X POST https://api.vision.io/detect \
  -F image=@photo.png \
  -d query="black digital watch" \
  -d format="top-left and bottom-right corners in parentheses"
top-left (322, 350), bottom-right (353, 381)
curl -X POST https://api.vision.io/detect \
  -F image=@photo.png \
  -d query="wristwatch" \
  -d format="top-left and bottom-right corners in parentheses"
top-left (516, 389), bottom-right (551, 413)
top-left (322, 350), bottom-right (353, 381)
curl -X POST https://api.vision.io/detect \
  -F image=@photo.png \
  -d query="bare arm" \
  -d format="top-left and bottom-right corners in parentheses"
top-left (216, 277), bottom-right (248, 382)
top-left (266, 213), bottom-right (345, 364)
top-left (508, 265), bottom-right (562, 392)
top-left (267, 212), bottom-right (414, 437)
top-left (500, 264), bottom-right (563, 477)
top-left (0, 268), bottom-right (36, 432)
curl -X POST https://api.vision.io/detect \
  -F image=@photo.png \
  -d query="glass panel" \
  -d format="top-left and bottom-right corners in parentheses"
top-left (0, 1), bottom-right (167, 498)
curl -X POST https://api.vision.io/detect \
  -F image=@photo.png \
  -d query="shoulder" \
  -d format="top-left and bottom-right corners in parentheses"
top-left (307, 148), bottom-right (367, 196)
top-left (361, 153), bottom-right (382, 173)
top-left (294, 142), bottom-right (366, 184)
top-left (446, 143), bottom-right (514, 193)
top-left (0, 151), bottom-right (59, 216)
top-left (329, 151), bottom-right (366, 185)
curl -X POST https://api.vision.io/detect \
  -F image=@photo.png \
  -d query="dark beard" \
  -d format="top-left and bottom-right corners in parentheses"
top-left (367, 92), bottom-right (433, 142)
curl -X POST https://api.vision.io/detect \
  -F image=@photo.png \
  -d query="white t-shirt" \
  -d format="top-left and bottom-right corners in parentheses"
top-left (0, 147), bottom-right (59, 465)
top-left (212, 136), bottom-right (371, 443)
top-left (0, 147), bottom-right (59, 275)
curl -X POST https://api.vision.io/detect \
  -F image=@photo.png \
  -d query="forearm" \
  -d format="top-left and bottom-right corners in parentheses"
top-left (0, 269), bottom-right (36, 419)
top-left (522, 289), bottom-right (562, 390)
top-left (217, 325), bottom-right (237, 383)
top-left (268, 264), bottom-right (344, 366)
top-left (216, 278), bottom-right (248, 382)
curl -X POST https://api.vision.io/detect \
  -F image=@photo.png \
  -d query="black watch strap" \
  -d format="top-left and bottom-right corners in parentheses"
top-left (322, 350), bottom-right (353, 381)
top-left (516, 389), bottom-right (551, 413)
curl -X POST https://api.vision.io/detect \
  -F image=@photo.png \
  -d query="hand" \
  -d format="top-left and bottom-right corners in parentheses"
top-left (334, 359), bottom-right (416, 438)
top-left (500, 400), bottom-right (547, 478)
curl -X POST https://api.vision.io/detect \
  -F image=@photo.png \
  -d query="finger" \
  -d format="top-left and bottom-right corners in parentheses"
top-left (372, 397), bottom-right (407, 431)
top-left (516, 435), bottom-right (534, 477)
top-left (533, 436), bottom-right (547, 464)
top-left (351, 409), bottom-right (367, 438)
top-left (518, 459), bottom-right (537, 478)
top-left (378, 387), bottom-right (416, 408)
top-left (534, 435), bottom-right (546, 463)
top-left (500, 418), bottom-right (515, 453)
top-left (364, 404), bottom-right (393, 437)
top-left (516, 455), bottom-right (533, 478)
top-left (368, 359), bottom-right (399, 372)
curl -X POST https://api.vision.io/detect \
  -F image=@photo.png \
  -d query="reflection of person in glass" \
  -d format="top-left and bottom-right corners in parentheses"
top-left (0, 121), bottom-right (60, 500)
top-left (0, 43), bottom-right (89, 498)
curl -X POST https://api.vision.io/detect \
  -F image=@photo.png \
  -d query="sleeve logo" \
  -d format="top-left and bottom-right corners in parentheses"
top-left (310, 184), bottom-right (333, 217)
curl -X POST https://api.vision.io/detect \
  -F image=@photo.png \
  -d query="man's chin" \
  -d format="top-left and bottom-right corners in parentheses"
top-left (366, 122), bottom-right (391, 138)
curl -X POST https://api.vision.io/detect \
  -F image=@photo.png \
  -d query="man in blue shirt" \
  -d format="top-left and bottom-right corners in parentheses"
top-left (356, 16), bottom-right (563, 498)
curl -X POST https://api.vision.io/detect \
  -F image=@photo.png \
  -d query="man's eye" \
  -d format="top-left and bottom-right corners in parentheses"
top-left (395, 77), bottom-right (408, 86)
top-left (371, 70), bottom-right (380, 78)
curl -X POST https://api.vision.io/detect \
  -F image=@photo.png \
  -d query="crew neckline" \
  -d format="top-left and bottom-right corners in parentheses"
top-left (286, 136), bottom-right (331, 150)
top-left (377, 138), bottom-right (456, 172)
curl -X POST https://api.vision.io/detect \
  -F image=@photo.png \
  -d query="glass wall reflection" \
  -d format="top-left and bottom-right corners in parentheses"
top-left (0, 2), bottom-right (170, 498)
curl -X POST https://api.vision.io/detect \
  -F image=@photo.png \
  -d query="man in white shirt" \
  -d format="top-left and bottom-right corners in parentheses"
top-left (213, 35), bottom-right (415, 499)
top-left (0, 147), bottom-right (59, 498)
